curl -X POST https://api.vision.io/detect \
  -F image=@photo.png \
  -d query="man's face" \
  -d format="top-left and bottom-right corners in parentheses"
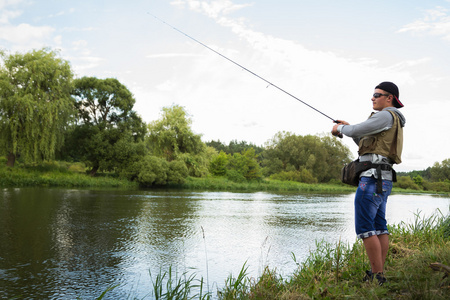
top-left (371, 89), bottom-right (392, 111)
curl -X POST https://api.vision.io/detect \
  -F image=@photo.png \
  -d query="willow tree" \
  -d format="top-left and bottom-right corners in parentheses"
top-left (0, 49), bottom-right (74, 167)
top-left (147, 105), bottom-right (208, 176)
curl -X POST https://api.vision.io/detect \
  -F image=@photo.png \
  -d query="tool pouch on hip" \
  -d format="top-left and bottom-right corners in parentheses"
top-left (341, 159), bottom-right (396, 193)
top-left (340, 159), bottom-right (369, 186)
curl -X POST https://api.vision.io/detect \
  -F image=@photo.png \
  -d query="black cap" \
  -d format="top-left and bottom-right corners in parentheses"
top-left (375, 81), bottom-right (404, 108)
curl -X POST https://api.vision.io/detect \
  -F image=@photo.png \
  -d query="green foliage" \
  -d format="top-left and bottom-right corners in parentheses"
top-left (146, 105), bottom-right (209, 179)
top-left (395, 176), bottom-right (420, 190)
top-left (209, 151), bottom-right (229, 176)
top-left (0, 48), bottom-right (74, 166)
top-left (430, 158), bottom-right (450, 182)
top-left (226, 169), bottom-right (247, 183)
top-left (178, 152), bottom-right (209, 177)
top-left (147, 105), bottom-right (206, 161)
top-left (127, 155), bottom-right (188, 187)
top-left (136, 155), bottom-right (169, 186)
top-left (66, 76), bottom-right (146, 175)
top-left (227, 148), bottom-right (262, 181)
top-left (413, 175), bottom-right (424, 186)
top-left (262, 132), bottom-right (352, 183)
top-left (220, 262), bottom-right (251, 300)
top-left (167, 160), bottom-right (189, 184)
top-left (149, 266), bottom-right (212, 300)
top-left (207, 139), bottom-right (264, 157)
top-left (422, 180), bottom-right (450, 193)
top-left (269, 168), bottom-right (318, 184)
top-left (0, 161), bottom-right (136, 188)
top-left (398, 168), bottom-right (432, 181)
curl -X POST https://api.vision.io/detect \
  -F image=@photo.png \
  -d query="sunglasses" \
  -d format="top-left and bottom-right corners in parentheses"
top-left (373, 93), bottom-right (389, 98)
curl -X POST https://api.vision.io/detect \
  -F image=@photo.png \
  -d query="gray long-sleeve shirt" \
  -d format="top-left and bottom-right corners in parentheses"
top-left (337, 107), bottom-right (406, 180)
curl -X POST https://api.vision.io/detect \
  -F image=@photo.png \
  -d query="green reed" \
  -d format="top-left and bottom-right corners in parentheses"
top-left (150, 266), bottom-right (212, 300)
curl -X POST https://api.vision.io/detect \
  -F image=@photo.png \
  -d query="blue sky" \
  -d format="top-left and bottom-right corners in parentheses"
top-left (1, 0), bottom-right (450, 172)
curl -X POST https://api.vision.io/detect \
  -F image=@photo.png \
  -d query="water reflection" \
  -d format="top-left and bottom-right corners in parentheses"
top-left (0, 188), bottom-right (448, 299)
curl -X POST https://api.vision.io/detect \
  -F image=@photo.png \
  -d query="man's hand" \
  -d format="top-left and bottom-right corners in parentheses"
top-left (331, 120), bottom-right (349, 138)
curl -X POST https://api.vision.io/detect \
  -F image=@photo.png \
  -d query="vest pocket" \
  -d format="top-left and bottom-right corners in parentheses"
top-left (360, 136), bottom-right (376, 152)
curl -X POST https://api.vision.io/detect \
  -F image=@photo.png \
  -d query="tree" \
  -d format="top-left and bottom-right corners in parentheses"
top-left (262, 132), bottom-right (352, 182)
top-left (227, 148), bottom-right (262, 181)
top-left (209, 151), bottom-right (229, 176)
top-left (0, 48), bottom-right (74, 167)
top-left (147, 105), bottom-right (208, 176)
top-left (67, 77), bottom-right (146, 175)
top-left (430, 158), bottom-right (450, 182)
top-left (206, 139), bottom-right (265, 157)
top-left (129, 155), bottom-right (189, 186)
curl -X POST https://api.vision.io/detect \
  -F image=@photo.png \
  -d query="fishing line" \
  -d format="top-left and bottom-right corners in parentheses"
top-left (149, 13), bottom-right (339, 123)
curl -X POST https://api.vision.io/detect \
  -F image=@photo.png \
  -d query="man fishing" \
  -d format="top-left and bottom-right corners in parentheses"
top-left (331, 81), bottom-right (406, 285)
top-left (152, 17), bottom-right (406, 284)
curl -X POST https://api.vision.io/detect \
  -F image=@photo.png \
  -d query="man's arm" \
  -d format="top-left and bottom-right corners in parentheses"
top-left (337, 111), bottom-right (394, 138)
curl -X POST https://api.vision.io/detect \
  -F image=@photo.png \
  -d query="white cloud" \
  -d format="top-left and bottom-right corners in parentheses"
top-left (171, 0), bottom-right (253, 17)
top-left (0, 0), bottom-right (24, 10)
top-left (70, 56), bottom-right (105, 73)
top-left (0, 23), bottom-right (55, 46)
top-left (398, 6), bottom-right (450, 41)
top-left (146, 53), bottom-right (201, 58)
top-left (0, 8), bottom-right (21, 23)
top-left (388, 57), bottom-right (432, 72)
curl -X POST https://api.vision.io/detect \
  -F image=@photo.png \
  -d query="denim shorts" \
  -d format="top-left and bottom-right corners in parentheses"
top-left (354, 176), bottom-right (393, 239)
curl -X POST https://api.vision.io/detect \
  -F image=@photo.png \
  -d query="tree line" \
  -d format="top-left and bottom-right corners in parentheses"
top-left (1, 48), bottom-right (449, 191)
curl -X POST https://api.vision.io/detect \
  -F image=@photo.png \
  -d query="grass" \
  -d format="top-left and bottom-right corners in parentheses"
top-left (223, 210), bottom-right (450, 299)
top-left (99, 210), bottom-right (450, 299)
top-left (179, 176), bottom-right (357, 193)
top-left (0, 159), bottom-right (446, 195)
top-left (0, 160), bottom-right (138, 189)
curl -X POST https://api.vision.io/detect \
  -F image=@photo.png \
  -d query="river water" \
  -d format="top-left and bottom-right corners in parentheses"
top-left (0, 188), bottom-right (449, 299)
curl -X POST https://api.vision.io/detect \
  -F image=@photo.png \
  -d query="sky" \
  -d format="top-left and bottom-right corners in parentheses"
top-left (1, 0), bottom-right (450, 172)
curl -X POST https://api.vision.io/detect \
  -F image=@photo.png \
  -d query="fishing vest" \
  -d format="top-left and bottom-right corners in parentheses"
top-left (358, 110), bottom-right (403, 164)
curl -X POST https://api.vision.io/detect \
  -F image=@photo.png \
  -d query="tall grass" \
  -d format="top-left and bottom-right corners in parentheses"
top-left (150, 266), bottom-right (212, 300)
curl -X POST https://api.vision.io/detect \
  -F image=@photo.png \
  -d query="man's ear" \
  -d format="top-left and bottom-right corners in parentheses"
top-left (387, 95), bottom-right (393, 104)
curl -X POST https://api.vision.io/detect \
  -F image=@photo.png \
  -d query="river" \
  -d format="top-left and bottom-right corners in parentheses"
top-left (0, 188), bottom-right (449, 299)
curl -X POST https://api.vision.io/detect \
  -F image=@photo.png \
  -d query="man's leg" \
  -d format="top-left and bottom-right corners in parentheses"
top-left (363, 234), bottom-right (389, 273)
top-left (378, 233), bottom-right (389, 268)
top-left (362, 235), bottom-right (383, 273)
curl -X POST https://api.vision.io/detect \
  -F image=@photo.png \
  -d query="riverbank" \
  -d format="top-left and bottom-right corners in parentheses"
top-left (112, 211), bottom-right (450, 299)
top-left (235, 211), bottom-right (450, 299)
top-left (0, 162), bottom-right (438, 195)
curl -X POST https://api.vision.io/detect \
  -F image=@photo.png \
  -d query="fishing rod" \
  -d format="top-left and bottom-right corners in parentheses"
top-left (149, 13), bottom-right (340, 124)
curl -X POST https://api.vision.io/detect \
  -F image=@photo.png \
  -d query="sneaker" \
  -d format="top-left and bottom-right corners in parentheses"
top-left (362, 270), bottom-right (373, 282)
top-left (375, 273), bottom-right (387, 286)
top-left (363, 270), bottom-right (387, 286)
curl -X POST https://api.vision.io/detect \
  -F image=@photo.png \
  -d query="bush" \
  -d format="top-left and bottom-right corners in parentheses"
top-left (137, 155), bottom-right (169, 186)
top-left (209, 151), bottom-right (228, 176)
top-left (68, 162), bottom-right (87, 173)
top-left (395, 176), bottom-right (420, 190)
top-left (167, 160), bottom-right (189, 184)
top-left (270, 169), bottom-right (318, 184)
top-left (127, 155), bottom-right (190, 186)
top-left (226, 169), bottom-right (247, 183)
top-left (422, 180), bottom-right (450, 192)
